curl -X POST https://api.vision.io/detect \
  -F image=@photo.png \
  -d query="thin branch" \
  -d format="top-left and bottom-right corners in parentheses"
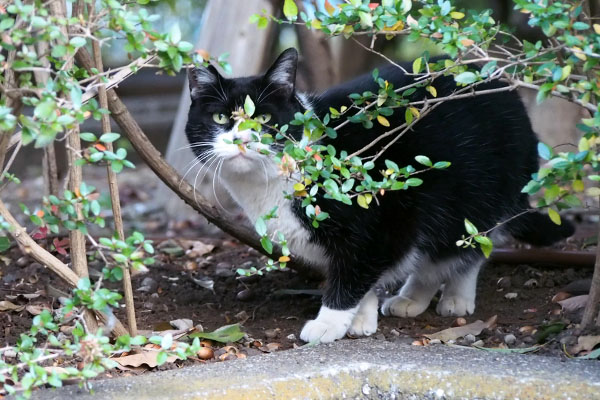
top-left (89, 1), bottom-right (137, 336)
top-left (49, 0), bottom-right (98, 334)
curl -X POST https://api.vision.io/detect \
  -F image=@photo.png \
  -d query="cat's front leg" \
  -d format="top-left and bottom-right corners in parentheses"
top-left (300, 265), bottom-right (375, 343)
top-left (299, 304), bottom-right (359, 343)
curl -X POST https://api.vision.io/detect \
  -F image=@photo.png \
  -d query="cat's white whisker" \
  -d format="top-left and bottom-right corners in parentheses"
top-left (212, 158), bottom-right (235, 214)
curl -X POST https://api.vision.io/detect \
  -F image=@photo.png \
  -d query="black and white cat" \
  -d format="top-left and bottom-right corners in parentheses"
top-left (185, 48), bottom-right (574, 343)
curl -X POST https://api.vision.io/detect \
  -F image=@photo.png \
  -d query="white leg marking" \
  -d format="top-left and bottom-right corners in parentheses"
top-left (381, 274), bottom-right (439, 317)
top-left (300, 305), bottom-right (358, 343)
top-left (436, 262), bottom-right (482, 317)
top-left (348, 290), bottom-right (379, 337)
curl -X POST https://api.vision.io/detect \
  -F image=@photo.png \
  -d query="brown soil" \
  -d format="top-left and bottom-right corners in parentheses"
top-left (0, 234), bottom-right (596, 364)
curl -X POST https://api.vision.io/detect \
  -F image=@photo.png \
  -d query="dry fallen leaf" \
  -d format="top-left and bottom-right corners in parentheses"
top-left (113, 350), bottom-right (179, 369)
top-left (170, 319), bottom-right (194, 331)
top-left (552, 291), bottom-right (571, 303)
top-left (569, 335), bottom-right (600, 355)
top-left (26, 304), bottom-right (50, 316)
top-left (181, 240), bottom-right (215, 258)
top-left (558, 295), bottom-right (588, 312)
top-left (0, 300), bottom-right (25, 312)
top-left (425, 315), bottom-right (497, 342)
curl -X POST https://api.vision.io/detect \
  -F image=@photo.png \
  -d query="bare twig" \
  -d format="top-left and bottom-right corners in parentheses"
top-left (34, 40), bottom-right (60, 196)
top-left (49, 0), bottom-right (98, 334)
top-left (89, 1), bottom-right (137, 336)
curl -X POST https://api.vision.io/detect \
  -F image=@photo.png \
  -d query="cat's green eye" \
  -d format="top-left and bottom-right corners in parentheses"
top-left (212, 113), bottom-right (229, 124)
top-left (256, 113), bottom-right (272, 124)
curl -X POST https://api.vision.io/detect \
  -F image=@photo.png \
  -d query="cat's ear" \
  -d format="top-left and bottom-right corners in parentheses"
top-left (264, 48), bottom-right (298, 97)
top-left (188, 64), bottom-right (221, 100)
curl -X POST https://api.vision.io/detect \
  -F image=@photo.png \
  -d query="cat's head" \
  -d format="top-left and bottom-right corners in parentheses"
top-left (185, 48), bottom-right (305, 176)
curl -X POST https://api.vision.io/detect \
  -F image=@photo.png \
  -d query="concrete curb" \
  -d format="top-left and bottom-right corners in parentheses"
top-left (34, 338), bottom-right (600, 399)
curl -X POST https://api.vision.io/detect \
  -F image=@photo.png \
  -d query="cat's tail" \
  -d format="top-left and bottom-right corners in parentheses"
top-left (505, 211), bottom-right (575, 246)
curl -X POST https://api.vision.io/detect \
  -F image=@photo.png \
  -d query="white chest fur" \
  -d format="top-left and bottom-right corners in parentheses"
top-left (219, 160), bottom-right (329, 270)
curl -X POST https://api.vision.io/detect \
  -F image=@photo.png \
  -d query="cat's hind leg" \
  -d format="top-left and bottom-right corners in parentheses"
top-left (436, 257), bottom-right (484, 316)
top-left (348, 290), bottom-right (379, 337)
top-left (380, 273), bottom-right (439, 317)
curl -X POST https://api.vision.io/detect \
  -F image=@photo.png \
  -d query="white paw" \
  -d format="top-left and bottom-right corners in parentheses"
top-left (436, 295), bottom-right (475, 316)
top-left (347, 310), bottom-right (378, 337)
top-left (300, 319), bottom-right (348, 343)
top-left (299, 306), bottom-right (356, 343)
top-left (381, 295), bottom-right (430, 317)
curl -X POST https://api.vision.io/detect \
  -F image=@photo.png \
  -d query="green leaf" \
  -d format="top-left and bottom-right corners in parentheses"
top-left (169, 23), bottom-right (181, 44)
top-left (255, 217), bottom-right (267, 237)
top-left (189, 323), bottom-right (245, 343)
top-left (80, 132), bottom-right (97, 142)
top-left (0, 236), bottom-right (10, 252)
top-left (547, 208), bottom-right (561, 225)
top-left (474, 235), bottom-right (493, 258)
top-left (433, 161), bottom-right (451, 169)
top-left (405, 178), bottom-right (423, 187)
top-left (412, 57), bottom-right (422, 74)
top-left (341, 179), bottom-right (354, 193)
top-left (357, 194), bottom-right (369, 209)
top-left (405, 108), bottom-right (413, 124)
top-left (455, 71), bottom-right (477, 84)
top-left (156, 351), bottom-right (168, 366)
top-left (161, 333), bottom-right (173, 349)
top-left (415, 155), bottom-right (432, 167)
top-left (464, 219), bottom-right (478, 235)
top-left (537, 142), bottom-right (553, 160)
top-left (34, 100), bottom-right (56, 120)
top-left (69, 37), bottom-right (86, 48)
top-left (261, 236), bottom-right (273, 254)
top-left (99, 132), bottom-right (120, 143)
top-left (283, 0), bottom-right (298, 20)
top-left (0, 18), bottom-right (15, 31)
top-left (572, 22), bottom-right (590, 30)
top-left (244, 95), bottom-right (255, 117)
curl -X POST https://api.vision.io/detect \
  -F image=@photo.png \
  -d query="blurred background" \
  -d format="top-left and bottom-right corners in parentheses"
top-left (11, 0), bottom-right (595, 237)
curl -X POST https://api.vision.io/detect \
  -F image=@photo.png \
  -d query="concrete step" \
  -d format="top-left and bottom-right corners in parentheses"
top-left (33, 338), bottom-right (600, 399)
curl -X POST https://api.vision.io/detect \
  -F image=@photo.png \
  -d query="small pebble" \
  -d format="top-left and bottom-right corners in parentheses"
top-left (522, 336), bottom-right (535, 344)
top-left (504, 334), bottom-right (517, 345)
top-left (497, 276), bottom-right (511, 290)
top-left (362, 384), bottom-right (371, 396)
top-left (429, 339), bottom-right (441, 345)
top-left (237, 288), bottom-right (253, 301)
top-left (265, 328), bottom-right (280, 339)
top-left (464, 334), bottom-right (476, 344)
top-left (390, 329), bottom-right (400, 336)
top-left (559, 335), bottom-right (577, 346)
top-left (524, 278), bottom-right (538, 289)
top-left (504, 292), bottom-right (518, 300)
top-left (16, 256), bottom-right (29, 267)
top-left (472, 340), bottom-right (484, 347)
top-left (286, 333), bottom-right (296, 341)
top-left (215, 266), bottom-right (235, 278)
top-left (143, 301), bottom-right (154, 310)
top-left (235, 310), bottom-right (249, 322)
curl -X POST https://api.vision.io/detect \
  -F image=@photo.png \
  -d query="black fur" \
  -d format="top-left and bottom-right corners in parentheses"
top-left (186, 48), bottom-right (574, 312)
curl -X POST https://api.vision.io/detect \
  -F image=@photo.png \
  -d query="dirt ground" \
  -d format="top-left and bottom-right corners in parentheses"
top-left (1, 166), bottom-right (598, 380)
